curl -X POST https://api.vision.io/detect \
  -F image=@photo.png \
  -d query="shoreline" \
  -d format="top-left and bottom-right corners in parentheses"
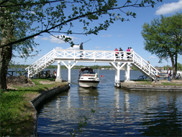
top-left (2, 78), bottom-right (181, 136)
top-left (29, 79), bottom-right (181, 135)
top-left (120, 79), bottom-right (182, 91)
top-left (0, 78), bottom-right (70, 137)
top-left (30, 84), bottom-right (70, 136)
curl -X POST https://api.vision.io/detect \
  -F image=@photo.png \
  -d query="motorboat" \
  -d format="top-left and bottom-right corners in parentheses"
top-left (78, 67), bottom-right (100, 88)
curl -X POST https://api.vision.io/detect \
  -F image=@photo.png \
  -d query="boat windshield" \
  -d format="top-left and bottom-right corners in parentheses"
top-left (79, 67), bottom-right (95, 74)
top-left (82, 70), bottom-right (95, 74)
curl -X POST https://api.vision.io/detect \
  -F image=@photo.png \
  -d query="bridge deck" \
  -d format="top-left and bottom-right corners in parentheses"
top-left (54, 57), bottom-right (133, 63)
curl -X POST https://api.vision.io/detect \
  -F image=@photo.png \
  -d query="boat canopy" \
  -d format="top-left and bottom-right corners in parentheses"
top-left (79, 67), bottom-right (94, 74)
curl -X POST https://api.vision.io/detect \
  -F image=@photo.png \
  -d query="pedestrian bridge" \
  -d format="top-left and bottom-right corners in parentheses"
top-left (25, 48), bottom-right (160, 87)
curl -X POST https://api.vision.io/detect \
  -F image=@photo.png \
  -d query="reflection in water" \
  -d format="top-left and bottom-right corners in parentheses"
top-left (78, 87), bottom-right (99, 96)
top-left (114, 88), bottom-right (119, 110)
top-left (67, 91), bottom-right (71, 109)
top-left (78, 87), bottom-right (99, 112)
top-left (38, 70), bottom-right (182, 136)
top-left (139, 93), bottom-right (182, 136)
top-left (124, 91), bottom-right (130, 112)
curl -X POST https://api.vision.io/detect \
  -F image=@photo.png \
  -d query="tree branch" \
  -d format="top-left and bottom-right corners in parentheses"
top-left (0, 1), bottom-right (161, 48)
top-left (0, 0), bottom-right (65, 7)
top-left (0, 0), bottom-right (10, 5)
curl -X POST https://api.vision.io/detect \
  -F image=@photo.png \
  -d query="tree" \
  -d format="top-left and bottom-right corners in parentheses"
top-left (0, 0), bottom-right (43, 90)
top-left (176, 63), bottom-right (182, 71)
top-left (142, 13), bottom-right (182, 76)
top-left (0, 0), bottom-right (162, 90)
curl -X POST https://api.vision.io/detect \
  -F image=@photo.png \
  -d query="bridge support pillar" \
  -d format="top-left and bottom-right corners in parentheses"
top-left (55, 61), bottom-right (62, 82)
top-left (124, 63), bottom-right (130, 82)
top-left (62, 61), bottom-right (77, 87)
top-left (110, 62), bottom-right (126, 88)
top-left (115, 63), bottom-right (121, 87)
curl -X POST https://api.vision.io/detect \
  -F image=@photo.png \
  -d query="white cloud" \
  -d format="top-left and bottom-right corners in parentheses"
top-left (101, 34), bottom-right (112, 37)
top-left (95, 46), bottom-right (100, 49)
top-left (41, 37), bottom-right (48, 40)
top-left (117, 35), bottom-right (123, 37)
top-left (156, 0), bottom-right (182, 15)
top-left (67, 45), bottom-right (80, 50)
top-left (107, 46), bottom-right (111, 48)
top-left (50, 35), bottom-right (65, 44)
top-left (55, 47), bottom-right (63, 50)
top-left (34, 36), bottom-right (38, 39)
top-left (149, 56), bottom-right (156, 59)
top-left (41, 34), bottom-right (78, 44)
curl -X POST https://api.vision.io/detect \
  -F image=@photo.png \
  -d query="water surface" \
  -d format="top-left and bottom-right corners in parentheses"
top-left (38, 70), bottom-right (182, 136)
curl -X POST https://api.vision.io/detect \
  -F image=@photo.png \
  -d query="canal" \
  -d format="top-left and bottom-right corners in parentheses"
top-left (37, 69), bottom-right (182, 136)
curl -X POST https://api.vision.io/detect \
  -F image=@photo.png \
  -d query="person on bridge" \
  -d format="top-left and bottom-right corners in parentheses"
top-left (115, 48), bottom-right (119, 58)
top-left (130, 47), bottom-right (134, 59)
top-left (126, 47), bottom-right (130, 59)
top-left (119, 47), bottom-right (123, 59)
top-left (80, 42), bottom-right (83, 58)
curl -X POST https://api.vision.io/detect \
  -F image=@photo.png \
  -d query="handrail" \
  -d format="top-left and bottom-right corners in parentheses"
top-left (25, 49), bottom-right (56, 77)
top-left (54, 49), bottom-right (133, 60)
top-left (133, 51), bottom-right (159, 79)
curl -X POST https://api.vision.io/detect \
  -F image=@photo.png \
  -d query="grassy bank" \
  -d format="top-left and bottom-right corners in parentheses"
top-left (133, 80), bottom-right (182, 86)
top-left (0, 79), bottom-right (67, 136)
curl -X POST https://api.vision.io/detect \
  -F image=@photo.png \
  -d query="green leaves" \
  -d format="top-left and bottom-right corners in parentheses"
top-left (141, 13), bottom-right (182, 73)
top-left (0, 0), bottom-right (164, 49)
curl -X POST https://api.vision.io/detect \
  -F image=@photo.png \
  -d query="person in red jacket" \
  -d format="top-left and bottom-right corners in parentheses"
top-left (126, 47), bottom-right (130, 59)
top-left (115, 48), bottom-right (119, 58)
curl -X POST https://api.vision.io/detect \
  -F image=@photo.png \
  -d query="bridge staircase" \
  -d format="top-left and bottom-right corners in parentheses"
top-left (132, 52), bottom-right (160, 80)
top-left (25, 49), bottom-right (56, 77)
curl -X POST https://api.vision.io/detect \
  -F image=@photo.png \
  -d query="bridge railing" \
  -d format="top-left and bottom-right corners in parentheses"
top-left (133, 51), bottom-right (159, 78)
top-left (25, 49), bottom-right (56, 77)
top-left (54, 49), bottom-right (133, 61)
top-left (25, 49), bottom-right (134, 77)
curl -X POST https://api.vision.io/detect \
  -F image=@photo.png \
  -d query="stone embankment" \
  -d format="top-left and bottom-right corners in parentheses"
top-left (30, 83), bottom-right (70, 137)
top-left (121, 80), bottom-right (182, 91)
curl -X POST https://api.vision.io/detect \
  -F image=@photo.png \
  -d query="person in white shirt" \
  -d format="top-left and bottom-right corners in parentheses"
top-left (167, 67), bottom-right (171, 82)
top-left (130, 47), bottom-right (133, 59)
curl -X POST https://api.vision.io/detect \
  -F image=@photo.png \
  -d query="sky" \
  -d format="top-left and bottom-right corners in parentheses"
top-left (14, 0), bottom-right (182, 67)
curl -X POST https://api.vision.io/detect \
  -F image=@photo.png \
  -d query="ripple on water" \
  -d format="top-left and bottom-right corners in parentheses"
top-left (37, 70), bottom-right (182, 136)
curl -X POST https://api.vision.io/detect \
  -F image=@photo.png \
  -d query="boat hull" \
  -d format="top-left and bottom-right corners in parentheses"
top-left (79, 80), bottom-right (99, 88)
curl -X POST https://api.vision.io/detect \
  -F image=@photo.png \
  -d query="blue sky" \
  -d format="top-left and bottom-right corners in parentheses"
top-left (14, 0), bottom-right (182, 67)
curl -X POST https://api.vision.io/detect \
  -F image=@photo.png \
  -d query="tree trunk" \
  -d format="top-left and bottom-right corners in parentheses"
top-left (174, 53), bottom-right (178, 77)
top-left (0, 13), bottom-right (14, 90)
top-left (170, 55), bottom-right (175, 77)
top-left (0, 45), bottom-right (12, 90)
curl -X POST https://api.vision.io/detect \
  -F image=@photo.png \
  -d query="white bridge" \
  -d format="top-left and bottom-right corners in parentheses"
top-left (25, 48), bottom-right (160, 87)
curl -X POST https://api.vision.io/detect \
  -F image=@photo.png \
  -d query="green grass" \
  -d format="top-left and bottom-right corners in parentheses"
top-left (135, 82), bottom-right (152, 85)
top-left (0, 79), bottom-right (67, 136)
top-left (16, 78), bottom-right (67, 92)
top-left (162, 82), bottom-right (182, 86)
top-left (0, 90), bottom-right (31, 136)
top-left (133, 80), bottom-right (182, 86)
